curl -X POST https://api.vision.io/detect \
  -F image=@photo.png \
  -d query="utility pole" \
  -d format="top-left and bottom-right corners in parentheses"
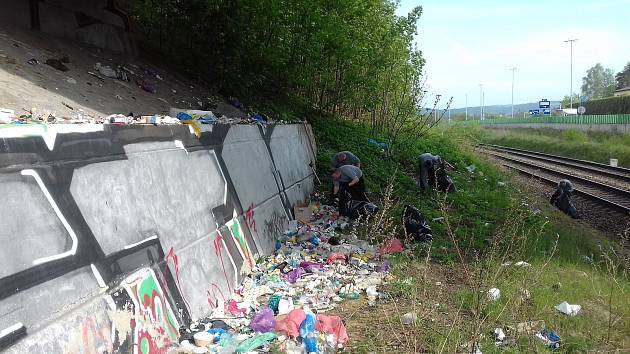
top-left (479, 84), bottom-right (483, 120)
top-left (482, 91), bottom-right (485, 120)
top-left (509, 67), bottom-right (516, 118)
top-left (435, 94), bottom-right (441, 123)
top-left (465, 93), bottom-right (468, 121)
top-left (564, 38), bottom-right (578, 108)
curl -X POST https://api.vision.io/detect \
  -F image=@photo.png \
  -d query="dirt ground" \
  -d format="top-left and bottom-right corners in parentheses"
top-left (0, 26), bottom-right (246, 120)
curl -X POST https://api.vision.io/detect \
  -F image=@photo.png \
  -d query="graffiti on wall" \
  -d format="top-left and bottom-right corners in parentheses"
top-left (225, 216), bottom-right (255, 271)
top-left (245, 203), bottom-right (257, 233)
top-left (0, 124), bottom-right (314, 352)
top-left (263, 209), bottom-right (288, 244)
top-left (118, 268), bottom-right (180, 354)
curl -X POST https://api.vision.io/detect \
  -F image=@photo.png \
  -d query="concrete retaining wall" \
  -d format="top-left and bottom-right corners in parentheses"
top-left (483, 123), bottom-right (630, 133)
top-left (0, 123), bottom-right (316, 353)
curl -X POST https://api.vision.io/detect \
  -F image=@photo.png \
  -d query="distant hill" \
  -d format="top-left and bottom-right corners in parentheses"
top-left (448, 101), bottom-right (562, 118)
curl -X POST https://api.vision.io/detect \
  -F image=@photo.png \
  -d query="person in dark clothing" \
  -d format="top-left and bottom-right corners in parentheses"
top-left (418, 153), bottom-right (456, 192)
top-left (330, 151), bottom-right (361, 170)
top-left (332, 165), bottom-right (369, 202)
top-left (550, 179), bottom-right (579, 219)
top-left (329, 151), bottom-right (361, 203)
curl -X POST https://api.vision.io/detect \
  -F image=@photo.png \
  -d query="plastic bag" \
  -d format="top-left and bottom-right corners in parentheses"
top-left (250, 308), bottom-right (276, 333)
top-left (315, 314), bottom-right (349, 346)
top-left (235, 332), bottom-right (276, 353)
top-left (300, 313), bottom-right (318, 353)
top-left (378, 238), bottom-right (404, 255)
top-left (403, 205), bottom-right (433, 242)
top-left (284, 268), bottom-right (305, 283)
top-left (337, 188), bottom-right (378, 219)
top-left (275, 309), bottom-right (306, 337)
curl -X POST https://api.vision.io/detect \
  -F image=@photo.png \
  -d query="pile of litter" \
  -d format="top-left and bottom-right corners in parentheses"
top-left (170, 202), bottom-right (397, 353)
top-left (0, 106), bottom-right (298, 129)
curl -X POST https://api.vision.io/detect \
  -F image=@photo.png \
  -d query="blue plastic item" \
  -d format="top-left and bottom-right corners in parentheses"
top-left (176, 112), bottom-right (193, 121)
top-left (207, 328), bottom-right (227, 343)
top-left (299, 313), bottom-right (318, 353)
top-left (540, 329), bottom-right (561, 349)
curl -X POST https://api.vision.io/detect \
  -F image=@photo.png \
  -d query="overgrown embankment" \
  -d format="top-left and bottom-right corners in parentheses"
top-left (309, 117), bottom-right (629, 353)
top-left (479, 127), bottom-right (630, 168)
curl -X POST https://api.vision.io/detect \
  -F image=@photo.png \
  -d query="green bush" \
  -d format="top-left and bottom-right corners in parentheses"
top-left (583, 96), bottom-right (630, 114)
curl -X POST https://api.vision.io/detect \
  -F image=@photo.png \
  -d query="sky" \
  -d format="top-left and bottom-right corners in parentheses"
top-left (396, 0), bottom-right (630, 108)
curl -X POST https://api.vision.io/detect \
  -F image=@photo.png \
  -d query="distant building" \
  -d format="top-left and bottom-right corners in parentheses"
top-left (614, 87), bottom-right (630, 97)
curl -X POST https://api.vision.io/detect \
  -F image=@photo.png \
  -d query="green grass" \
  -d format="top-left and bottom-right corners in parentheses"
top-left (478, 127), bottom-right (630, 168)
top-left (307, 115), bottom-right (628, 352)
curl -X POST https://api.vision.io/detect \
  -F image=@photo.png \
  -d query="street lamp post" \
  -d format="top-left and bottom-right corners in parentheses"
top-left (435, 94), bottom-right (442, 123)
top-left (509, 67), bottom-right (516, 118)
top-left (479, 84), bottom-right (483, 120)
top-left (564, 38), bottom-right (578, 108)
top-left (465, 93), bottom-right (468, 121)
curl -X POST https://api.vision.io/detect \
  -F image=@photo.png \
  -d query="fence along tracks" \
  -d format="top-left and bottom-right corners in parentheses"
top-left (479, 144), bottom-right (630, 215)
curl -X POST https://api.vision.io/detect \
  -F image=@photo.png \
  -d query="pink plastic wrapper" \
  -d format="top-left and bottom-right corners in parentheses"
top-left (299, 261), bottom-right (323, 269)
top-left (227, 300), bottom-right (248, 315)
top-left (274, 309), bottom-right (306, 337)
top-left (378, 238), bottom-right (404, 255)
top-left (316, 314), bottom-right (349, 345)
top-left (250, 308), bottom-right (276, 333)
top-left (326, 253), bottom-right (347, 264)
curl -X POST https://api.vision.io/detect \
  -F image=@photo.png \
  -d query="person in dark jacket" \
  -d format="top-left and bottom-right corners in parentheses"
top-left (332, 165), bottom-right (369, 201)
top-left (329, 151), bottom-right (361, 203)
top-left (418, 153), bottom-right (456, 192)
top-left (550, 179), bottom-right (579, 219)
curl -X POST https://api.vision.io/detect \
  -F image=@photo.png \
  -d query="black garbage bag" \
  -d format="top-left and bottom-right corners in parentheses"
top-left (338, 187), bottom-right (379, 219)
top-left (550, 180), bottom-right (579, 219)
top-left (403, 205), bottom-right (433, 242)
top-left (436, 166), bottom-right (457, 192)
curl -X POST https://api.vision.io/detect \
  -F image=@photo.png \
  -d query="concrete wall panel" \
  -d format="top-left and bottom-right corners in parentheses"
top-left (0, 124), bottom-right (314, 352)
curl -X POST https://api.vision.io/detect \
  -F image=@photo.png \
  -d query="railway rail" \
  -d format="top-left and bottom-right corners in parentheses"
top-left (479, 144), bottom-right (630, 215)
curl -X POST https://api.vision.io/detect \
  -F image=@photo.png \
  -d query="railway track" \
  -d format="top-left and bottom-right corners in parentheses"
top-left (479, 144), bottom-right (630, 215)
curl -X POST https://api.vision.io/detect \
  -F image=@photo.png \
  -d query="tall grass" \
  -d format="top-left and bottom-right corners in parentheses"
top-left (478, 127), bottom-right (630, 167)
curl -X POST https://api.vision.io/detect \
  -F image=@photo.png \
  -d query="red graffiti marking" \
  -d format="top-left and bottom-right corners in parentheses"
top-left (245, 203), bottom-right (257, 233)
top-left (165, 247), bottom-right (191, 312)
top-left (206, 283), bottom-right (226, 310)
top-left (213, 233), bottom-right (233, 294)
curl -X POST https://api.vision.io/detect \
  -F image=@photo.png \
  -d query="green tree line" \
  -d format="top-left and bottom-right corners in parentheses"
top-left (129, 0), bottom-right (431, 136)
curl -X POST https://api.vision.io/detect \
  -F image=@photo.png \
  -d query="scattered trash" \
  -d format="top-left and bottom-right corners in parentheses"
top-left (497, 181), bottom-right (506, 187)
top-left (535, 329), bottom-right (561, 349)
top-left (27, 58), bottom-right (38, 65)
top-left (494, 327), bottom-right (506, 346)
top-left (367, 138), bottom-right (388, 151)
top-left (0, 108), bottom-right (15, 124)
top-left (555, 301), bottom-right (581, 316)
top-left (403, 205), bottom-right (433, 242)
top-left (378, 238), bottom-right (404, 255)
top-left (137, 79), bottom-right (157, 93)
top-left (401, 312), bottom-right (418, 325)
top-left (45, 58), bottom-right (69, 72)
top-left (487, 288), bottom-right (501, 301)
top-left (234, 332), bottom-right (276, 353)
top-left (466, 164), bottom-right (476, 173)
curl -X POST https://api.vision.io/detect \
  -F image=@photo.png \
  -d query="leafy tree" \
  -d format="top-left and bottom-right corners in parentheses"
top-left (580, 63), bottom-right (616, 99)
top-left (561, 94), bottom-right (580, 108)
top-left (129, 0), bottom-right (430, 148)
top-left (615, 62), bottom-right (630, 89)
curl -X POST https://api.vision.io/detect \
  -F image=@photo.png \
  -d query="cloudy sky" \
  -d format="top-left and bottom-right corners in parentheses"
top-left (397, 0), bottom-right (630, 108)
